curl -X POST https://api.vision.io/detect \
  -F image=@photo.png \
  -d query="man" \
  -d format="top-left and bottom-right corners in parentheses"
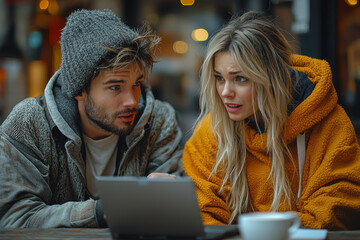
top-left (0, 9), bottom-right (183, 228)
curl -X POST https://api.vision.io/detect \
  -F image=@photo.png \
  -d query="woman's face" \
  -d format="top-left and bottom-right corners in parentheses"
top-left (214, 51), bottom-right (258, 121)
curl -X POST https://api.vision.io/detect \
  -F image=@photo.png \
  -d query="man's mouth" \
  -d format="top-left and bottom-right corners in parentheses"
top-left (117, 112), bottom-right (136, 122)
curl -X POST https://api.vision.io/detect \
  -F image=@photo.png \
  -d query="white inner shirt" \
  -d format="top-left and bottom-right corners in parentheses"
top-left (83, 133), bottom-right (119, 198)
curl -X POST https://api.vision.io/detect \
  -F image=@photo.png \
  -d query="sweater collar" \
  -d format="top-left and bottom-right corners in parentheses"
top-left (246, 68), bottom-right (315, 134)
top-left (245, 55), bottom-right (337, 148)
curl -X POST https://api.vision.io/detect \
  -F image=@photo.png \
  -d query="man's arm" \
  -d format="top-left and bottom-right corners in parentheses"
top-left (146, 100), bottom-right (184, 176)
top-left (0, 99), bottom-right (98, 228)
top-left (0, 134), bottom-right (97, 228)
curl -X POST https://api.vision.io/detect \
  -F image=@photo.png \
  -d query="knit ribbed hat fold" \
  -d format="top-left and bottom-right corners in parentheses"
top-left (60, 9), bottom-right (135, 98)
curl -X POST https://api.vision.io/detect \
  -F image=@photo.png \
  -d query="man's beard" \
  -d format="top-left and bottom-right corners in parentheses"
top-left (84, 96), bottom-right (138, 137)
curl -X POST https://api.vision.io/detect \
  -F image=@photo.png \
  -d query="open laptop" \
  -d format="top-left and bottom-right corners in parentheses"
top-left (96, 176), bottom-right (239, 239)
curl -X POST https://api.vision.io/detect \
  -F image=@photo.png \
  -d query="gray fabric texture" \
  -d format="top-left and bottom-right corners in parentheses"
top-left (0, 71), bottom-right (184, 228)
top-left (60, 9), bottom-right (135, 98)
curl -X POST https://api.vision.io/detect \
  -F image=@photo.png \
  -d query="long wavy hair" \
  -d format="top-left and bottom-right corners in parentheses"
top-left (197, 11), bottom-right (295, 223)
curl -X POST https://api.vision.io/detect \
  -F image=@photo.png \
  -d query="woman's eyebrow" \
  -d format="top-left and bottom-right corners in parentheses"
top-left (214, 69), bottom-right (242, 75)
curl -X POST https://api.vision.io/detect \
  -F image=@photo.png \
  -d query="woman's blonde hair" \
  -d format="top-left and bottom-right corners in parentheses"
top-left (197, 11), bottom-right (295, 223)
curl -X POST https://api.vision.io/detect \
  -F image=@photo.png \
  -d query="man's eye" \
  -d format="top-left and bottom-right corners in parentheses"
top-left (109, 86), bottom-right (120, 90)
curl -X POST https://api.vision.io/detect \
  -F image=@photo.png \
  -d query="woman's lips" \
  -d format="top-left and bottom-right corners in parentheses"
top-left (225, 103), bottom-right (242, 113)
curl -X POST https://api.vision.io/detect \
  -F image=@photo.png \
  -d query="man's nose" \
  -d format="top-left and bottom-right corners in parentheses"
top-left (123, 90), bottom-right (138, 108)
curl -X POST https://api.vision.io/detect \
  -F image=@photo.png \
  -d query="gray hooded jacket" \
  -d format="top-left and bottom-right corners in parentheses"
top-left (0, 71), bottom-right (183, 228)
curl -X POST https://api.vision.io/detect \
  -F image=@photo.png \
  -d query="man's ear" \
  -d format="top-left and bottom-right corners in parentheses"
top-left (75, 91), bottom-right (86, 101)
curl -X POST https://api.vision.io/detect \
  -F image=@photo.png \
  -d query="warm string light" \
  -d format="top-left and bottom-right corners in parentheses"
top-left (173, 41), bottom-right (188, 54)
top-left (39, 0), bottom-right (49, 10)
top-left (39, 0), bottom-right (59, 15)
top-left (48, 0), bottom-right (59, 15)
top-left (345, 0), bottom-right (358, 6)
top-left (192, 28), bottom-right (208, 41)
top-left (172, 28), bottom-right (208, 55)
top-left (180, 0), bottom-right (195, 6)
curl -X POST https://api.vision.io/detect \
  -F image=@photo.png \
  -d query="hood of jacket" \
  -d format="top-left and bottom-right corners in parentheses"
top-left (245, 54), bottom-right (338, 149)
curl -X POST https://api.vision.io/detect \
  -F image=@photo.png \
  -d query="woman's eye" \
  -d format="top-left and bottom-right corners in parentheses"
top-left (134, 81), bottom-right (141, 87)
top-left (215, 75), bottom-right (224, 81)
top-left (236, 76), bottom-right (247, 82)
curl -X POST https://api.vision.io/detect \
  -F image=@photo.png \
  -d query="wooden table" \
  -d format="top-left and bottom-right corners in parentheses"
top-left (0, 228), bottom-right (111, 239)
top-left (1, 228), bottom-right (360, 240)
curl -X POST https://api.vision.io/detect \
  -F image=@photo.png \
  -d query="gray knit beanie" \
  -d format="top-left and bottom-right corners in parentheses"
top-left (60, 9), bottom-right (135, 98)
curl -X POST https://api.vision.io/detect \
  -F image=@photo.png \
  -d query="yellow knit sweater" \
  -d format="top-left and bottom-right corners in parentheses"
top-left (183, 55), bottom-right (360, 230)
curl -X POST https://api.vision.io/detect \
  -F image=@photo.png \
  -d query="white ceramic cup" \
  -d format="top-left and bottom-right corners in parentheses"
top-left (238, 212), bottom-right (300, 240)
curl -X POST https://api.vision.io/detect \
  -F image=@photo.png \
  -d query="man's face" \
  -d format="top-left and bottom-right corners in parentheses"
top-left (79, 63), bottom-right (143, 139)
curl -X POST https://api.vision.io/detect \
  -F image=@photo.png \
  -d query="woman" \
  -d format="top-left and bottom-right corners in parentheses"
top-left (183, 11), bottom-right (360, 230)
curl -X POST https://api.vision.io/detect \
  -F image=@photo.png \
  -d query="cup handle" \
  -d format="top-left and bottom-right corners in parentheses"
top-left (284, 212), bottom-right (300, 234)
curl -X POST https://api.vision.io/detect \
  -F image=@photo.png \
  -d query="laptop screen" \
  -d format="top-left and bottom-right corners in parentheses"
top-left (96, 176), bottom-right (205, 239)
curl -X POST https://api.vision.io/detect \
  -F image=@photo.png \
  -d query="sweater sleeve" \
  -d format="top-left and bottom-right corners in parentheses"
top-left (0, 132), bottom-right (98, 228)
top-left (183, 115), bottom-right (232, 225)
top-left (146, 100), bottom-right (184, 176)
top-left (296, 105), bottom-right (360, 230)
top-left (0, 99), bottom-right (98, 228)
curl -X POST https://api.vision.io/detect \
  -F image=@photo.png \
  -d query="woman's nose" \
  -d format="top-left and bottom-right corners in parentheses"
top-left (221, 81), bottom-right (235, 98)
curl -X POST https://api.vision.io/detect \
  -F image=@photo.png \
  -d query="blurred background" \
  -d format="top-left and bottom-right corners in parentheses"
top-left (0, 0), bottom-right (359, 144)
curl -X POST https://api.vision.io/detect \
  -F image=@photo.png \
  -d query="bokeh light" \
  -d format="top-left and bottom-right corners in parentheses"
top-left (48, 0), bottom-right (59, 15)
top-left (180, 0), bottom-right (195, 6)
top-left (39, 0), bottom-right (49, 10)
top-left (173, 41), bottom-right (188, 54)
top-left (345, 0), bottom-right (358, 5)
top-left (191, 28), bottom-right (208, 41)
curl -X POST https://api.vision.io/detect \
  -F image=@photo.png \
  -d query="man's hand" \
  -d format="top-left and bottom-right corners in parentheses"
top-left (147, 173), bottom-right (176, 179)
